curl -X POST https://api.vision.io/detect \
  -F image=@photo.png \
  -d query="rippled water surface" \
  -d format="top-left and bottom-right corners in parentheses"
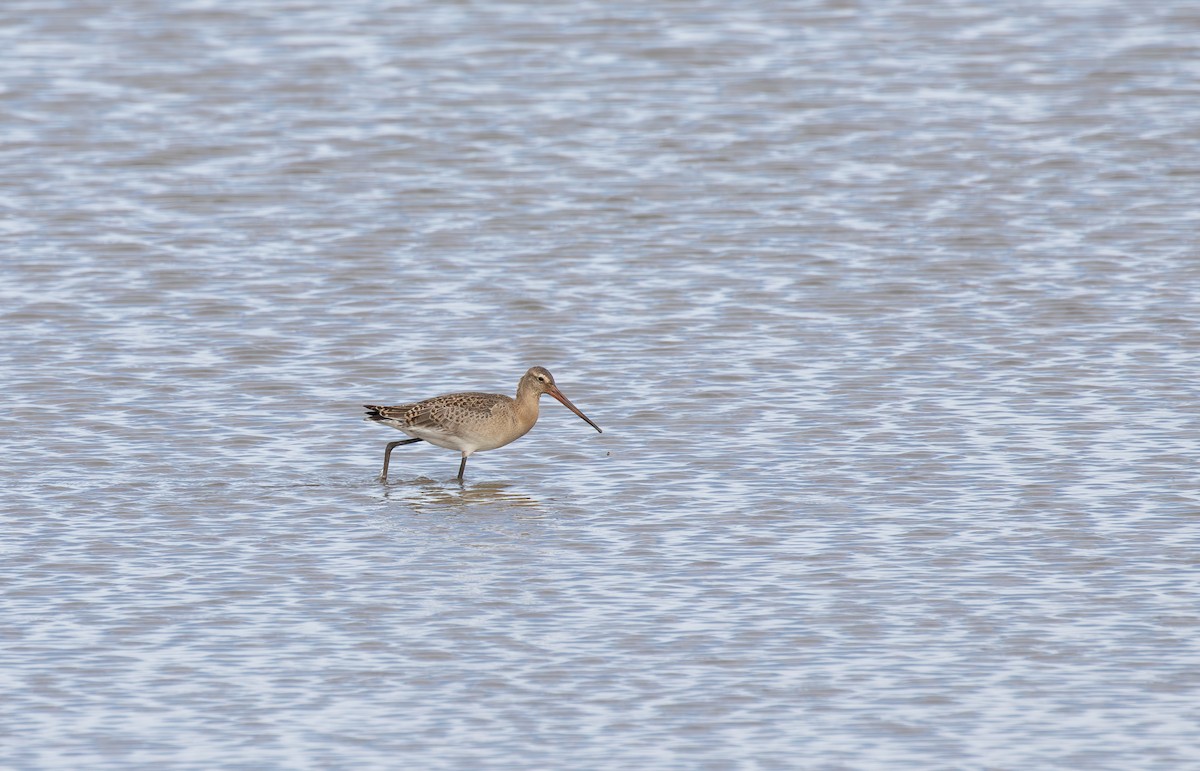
top-left (3, 1), bottom-right (1199, 768)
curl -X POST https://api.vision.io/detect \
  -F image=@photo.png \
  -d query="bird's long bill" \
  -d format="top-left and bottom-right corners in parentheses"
top-left (547, 385), bottom-right (602, 433)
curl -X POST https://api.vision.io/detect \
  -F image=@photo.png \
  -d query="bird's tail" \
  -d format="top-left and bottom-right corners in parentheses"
top-left (364, 404), bottom-right (415, 424)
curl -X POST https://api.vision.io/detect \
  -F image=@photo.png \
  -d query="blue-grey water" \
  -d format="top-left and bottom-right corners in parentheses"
top-left (2, 1), bottom-right (1199, 768)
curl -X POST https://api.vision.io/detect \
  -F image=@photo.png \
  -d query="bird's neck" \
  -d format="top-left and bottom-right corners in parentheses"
top-left (514, 380), bottom-right (542, 425)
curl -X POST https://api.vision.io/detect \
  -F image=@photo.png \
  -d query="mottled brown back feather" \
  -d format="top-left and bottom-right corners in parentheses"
top-left (364, 392), bottom-right (507, 428)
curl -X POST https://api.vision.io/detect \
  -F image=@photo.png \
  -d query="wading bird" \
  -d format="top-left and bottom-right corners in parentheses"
top-left (364, 366), bottom-right (601, 482)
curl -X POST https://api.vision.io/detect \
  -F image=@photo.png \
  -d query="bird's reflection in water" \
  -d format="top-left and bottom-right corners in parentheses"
top-left (380, 477), bottom-right (544, 518)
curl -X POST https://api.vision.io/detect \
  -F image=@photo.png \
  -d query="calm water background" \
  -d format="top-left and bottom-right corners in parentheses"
top-left (2, 0), bottom-right (1199, 768)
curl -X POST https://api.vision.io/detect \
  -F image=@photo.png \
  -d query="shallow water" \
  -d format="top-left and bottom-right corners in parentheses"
top-left (2, 1), bottom-right (1199, 768)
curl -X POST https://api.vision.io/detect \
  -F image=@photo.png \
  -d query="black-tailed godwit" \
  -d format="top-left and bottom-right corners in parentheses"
top-left (364, 366), bottom-right (601, 482)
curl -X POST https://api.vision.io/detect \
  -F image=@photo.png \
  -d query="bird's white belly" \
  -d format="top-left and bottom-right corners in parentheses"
top-left (400, 423), bottom-right (525, 454)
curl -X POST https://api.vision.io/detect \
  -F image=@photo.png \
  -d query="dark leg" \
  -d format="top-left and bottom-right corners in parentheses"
top-left (457, 454), bottom-right (468, 481)
top-left (380, 438), bottom-right (423, 482)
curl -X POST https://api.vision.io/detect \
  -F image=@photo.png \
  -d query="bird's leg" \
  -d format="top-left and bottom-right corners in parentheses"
top-left (379, 438), bottom-right (423, 482)
top-left (457, 453), bottom-right (468, 482)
